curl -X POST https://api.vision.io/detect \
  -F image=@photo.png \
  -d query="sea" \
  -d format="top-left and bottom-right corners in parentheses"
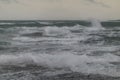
top-left (0, 19), bottom-right (120, 80)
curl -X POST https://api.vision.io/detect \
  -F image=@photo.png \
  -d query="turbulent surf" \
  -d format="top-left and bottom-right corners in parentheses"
top-left (0, 20), bottom-right (120, 80)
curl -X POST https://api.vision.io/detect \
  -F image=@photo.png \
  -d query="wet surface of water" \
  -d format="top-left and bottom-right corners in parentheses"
top-left (0, 20), bottom-right (120, 80)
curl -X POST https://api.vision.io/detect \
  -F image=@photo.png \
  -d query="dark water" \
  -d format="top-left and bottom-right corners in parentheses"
top-left (0, 20), bottom-right (120, 80)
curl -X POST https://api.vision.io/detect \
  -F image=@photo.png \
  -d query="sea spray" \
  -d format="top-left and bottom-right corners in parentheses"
top-left (86, 19), bottom-right (105, 31)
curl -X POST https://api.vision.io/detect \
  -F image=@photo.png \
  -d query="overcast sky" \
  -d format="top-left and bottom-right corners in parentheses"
top-left (0, 0), bottom-right (120, 20)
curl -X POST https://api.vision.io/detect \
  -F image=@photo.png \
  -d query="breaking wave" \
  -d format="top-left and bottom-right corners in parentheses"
top-left (0, 53), bottom-right (120, 77)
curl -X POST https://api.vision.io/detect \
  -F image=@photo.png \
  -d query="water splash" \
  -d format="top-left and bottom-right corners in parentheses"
top-left (87, 19), bottom-right (105, 31)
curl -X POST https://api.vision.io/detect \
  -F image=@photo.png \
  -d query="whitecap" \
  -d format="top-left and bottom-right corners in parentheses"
top-left (0, 53), bottom-right (120, 77)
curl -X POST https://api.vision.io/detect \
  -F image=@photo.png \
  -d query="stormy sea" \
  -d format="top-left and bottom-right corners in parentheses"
top-left (0, 20), bottom-right (120, 80)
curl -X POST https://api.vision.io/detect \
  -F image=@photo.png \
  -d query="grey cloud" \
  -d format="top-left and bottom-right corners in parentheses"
top-left (0, 0), bottom-right (28, 6)
top-left (0, 0), bottom-right (110, 8)
top-left (84, 0), bottom-right (110, 8)
top-left (0, 0), bottom-right (13, 2)
top-left (0, 0), bottom-right (19, 3)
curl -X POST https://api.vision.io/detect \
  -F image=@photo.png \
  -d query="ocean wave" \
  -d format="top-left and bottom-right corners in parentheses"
top-left (0, 23), bottom-right (14, 25)
top-left (1, 20), bottom-right (120, 79)
top-left (0, 53), bottom-right (120, 77)
top-left (38, 22), bottom-right (53, 25)
top-left (43, 26), bottom-right (71, 37)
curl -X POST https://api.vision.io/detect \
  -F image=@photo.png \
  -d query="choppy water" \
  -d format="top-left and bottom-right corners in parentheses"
top-left (0, 20), bottom-right (120, 80)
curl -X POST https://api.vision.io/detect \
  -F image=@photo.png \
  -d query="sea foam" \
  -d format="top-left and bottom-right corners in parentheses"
top-left (0, 53), bottom-right (120, 77)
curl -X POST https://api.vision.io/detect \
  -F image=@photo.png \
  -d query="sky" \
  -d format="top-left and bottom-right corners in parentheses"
top-left (0, 0), bottom-right (120, 20)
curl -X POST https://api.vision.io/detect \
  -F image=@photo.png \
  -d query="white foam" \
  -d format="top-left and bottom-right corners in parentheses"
top-left (85, 45), bottom-right (119, 52)
top-left (21, 22), bottom-right (35, 24)
top-left (16, 26), bottom-right (76, 38)
top-left (0, 53), bottom-right (120, 77)
top-left (69, 24), bottom-right (85, 30)
top-left (38, 22), bottom-right (52, 25)
top-left (17, 27), bottom-right (44, 34)
top-left (43, 26), bottom-right (71, 37)
top-left (12, 36), bottom-right (89, 45)
top-left (0, 23), bottom-right (14, 25)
